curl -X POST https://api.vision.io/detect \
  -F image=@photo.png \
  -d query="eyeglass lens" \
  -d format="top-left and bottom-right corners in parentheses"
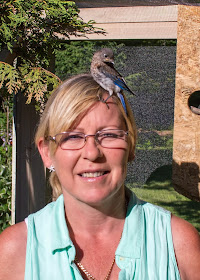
top-left (54, 130), bottom-right (128, 150)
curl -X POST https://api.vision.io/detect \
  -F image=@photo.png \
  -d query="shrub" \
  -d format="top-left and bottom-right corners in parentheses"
top-left (0, 161), bottom-right (12, 232)
top-left (0, 108), bottom-right (12, 233)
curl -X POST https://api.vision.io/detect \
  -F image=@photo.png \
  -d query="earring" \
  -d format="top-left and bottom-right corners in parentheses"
top-left (48, 165), bottom-right (55, 172)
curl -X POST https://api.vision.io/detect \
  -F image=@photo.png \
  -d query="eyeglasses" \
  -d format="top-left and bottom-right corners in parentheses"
top-left (47, 129), bottom-right (129, 150)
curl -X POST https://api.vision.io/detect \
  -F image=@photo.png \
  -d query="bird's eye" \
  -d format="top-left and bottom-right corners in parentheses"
top-left (104, 54), bottom-right (108, 58)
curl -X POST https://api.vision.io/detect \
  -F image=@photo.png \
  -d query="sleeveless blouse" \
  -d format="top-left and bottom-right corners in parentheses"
top-left (25, 189), bottom-right (181, 280)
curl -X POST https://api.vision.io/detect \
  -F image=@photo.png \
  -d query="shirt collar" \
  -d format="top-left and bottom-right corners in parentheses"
top-left (49, 195), bottom-right (74, 254)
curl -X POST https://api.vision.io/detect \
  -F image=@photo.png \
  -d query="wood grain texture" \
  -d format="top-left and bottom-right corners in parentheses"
top-left (173, 5), bottom-right (200, 201)
top-left (79, 6), bottom-right (178, 23)
top-left (69, 6), bottom-right (178, 39)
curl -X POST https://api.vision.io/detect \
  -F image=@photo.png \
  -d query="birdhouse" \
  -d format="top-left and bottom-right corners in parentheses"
top-left (172, 5), bottom-right (200, 201)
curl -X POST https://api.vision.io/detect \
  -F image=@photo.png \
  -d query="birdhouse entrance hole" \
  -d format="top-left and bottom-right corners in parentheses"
top-left (188, 91), bottom-right (200, 115)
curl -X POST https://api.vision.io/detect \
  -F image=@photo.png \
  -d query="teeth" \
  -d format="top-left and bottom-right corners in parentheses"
top-left (81, 172), bottom-right (104, 178)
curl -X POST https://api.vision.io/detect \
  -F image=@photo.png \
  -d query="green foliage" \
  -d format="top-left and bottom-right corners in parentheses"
top-left (0, 61), bottom-right (61, 106)
top-left (0, 0), bottom-right (101, 66)
top-left (0, 61), bottom-right (21, 94)
top-left (20, 64), bottom-right (61, 105)
top-left (0, 162), bottom-right (12, 233)
top-left (0, 109), bottom-right (12, 233)
top-left (0, 0), bottom-right (102, 104)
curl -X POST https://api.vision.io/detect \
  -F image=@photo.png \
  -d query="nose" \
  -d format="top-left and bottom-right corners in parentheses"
top-left (85, 134), bottom-right (99, 145)
top-left (82, 135), bottom-right (103, 161)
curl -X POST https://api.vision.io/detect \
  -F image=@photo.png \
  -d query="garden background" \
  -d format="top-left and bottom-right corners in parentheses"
top-left (0, 1), bottom-right (199, 233)
top-left (1, 39), bottom-right (199, 233)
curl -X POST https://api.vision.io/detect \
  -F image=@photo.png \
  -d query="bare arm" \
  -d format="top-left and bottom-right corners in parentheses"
top-left (171, 214), bottom-right (200, 280)
top-left (0, 222), bottom-right (27, 280)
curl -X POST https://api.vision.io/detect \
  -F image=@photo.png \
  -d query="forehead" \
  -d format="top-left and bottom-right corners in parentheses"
top-left (73, 98), bottom-right (127, 130)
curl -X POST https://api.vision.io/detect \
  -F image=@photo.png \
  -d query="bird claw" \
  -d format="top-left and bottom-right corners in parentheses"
top-left (98, 95), bottom-right (109, 108)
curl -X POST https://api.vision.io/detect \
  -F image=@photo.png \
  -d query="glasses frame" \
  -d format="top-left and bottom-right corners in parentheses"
top-left (47, 129), bottom-right (129, 150)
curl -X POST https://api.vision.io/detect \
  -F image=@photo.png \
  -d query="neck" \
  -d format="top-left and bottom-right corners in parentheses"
top-left (63, 187), bottom-right (126, 238)
top-left (63, 188), bottom-right (126, 279)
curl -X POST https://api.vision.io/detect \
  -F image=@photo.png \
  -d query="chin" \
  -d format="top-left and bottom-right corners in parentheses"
top-left (78, 187), bottom-right (121, 206)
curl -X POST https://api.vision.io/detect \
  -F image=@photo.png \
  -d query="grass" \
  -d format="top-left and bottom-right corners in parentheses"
top-left (127, 166), bottom-right (200, 233)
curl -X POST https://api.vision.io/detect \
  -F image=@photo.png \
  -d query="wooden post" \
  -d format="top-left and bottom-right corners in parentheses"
top-left (14, 93), bottom-right (47, 222)
top-left (173, 5), bottom-right (200, 201)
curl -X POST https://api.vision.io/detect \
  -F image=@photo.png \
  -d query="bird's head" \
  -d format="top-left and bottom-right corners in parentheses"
top-left (93, 48), bottom-right (114, 64)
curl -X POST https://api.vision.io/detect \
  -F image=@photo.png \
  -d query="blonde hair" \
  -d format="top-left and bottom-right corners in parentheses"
top-left (35, 74), bottom-right (137, 199)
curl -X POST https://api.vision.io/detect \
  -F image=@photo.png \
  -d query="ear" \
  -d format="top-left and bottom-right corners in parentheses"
top-left (37, 137), bottom-right (52, 168)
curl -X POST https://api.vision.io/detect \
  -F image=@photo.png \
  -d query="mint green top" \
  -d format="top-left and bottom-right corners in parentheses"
top-left (25, 189), bottom-right (181, 280)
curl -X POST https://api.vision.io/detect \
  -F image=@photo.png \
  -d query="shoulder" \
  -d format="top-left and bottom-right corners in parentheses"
top-left (0, 222), bottom-right (27, 280)
top-left (171, 214), bottom-right (200, 280)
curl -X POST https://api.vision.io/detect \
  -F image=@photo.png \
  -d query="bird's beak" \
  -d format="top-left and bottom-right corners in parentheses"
top-left (105, 58), bottom-right (114, 64)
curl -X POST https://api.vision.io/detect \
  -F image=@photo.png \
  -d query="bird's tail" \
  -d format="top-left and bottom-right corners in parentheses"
top-left (118, 93), bottom-right (127, 115)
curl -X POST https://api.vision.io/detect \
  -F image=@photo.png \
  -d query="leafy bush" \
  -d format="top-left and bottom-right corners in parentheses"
top-left (0, 162), bottom-right (12, 232)
top-left (0, 107), bottom-right (12, 233)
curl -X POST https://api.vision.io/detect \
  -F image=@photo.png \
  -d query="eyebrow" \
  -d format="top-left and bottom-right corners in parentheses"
top-left (69, 126), bottom-right (126, 133)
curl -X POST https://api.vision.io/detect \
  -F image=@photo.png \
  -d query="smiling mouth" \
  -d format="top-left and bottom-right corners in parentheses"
top-left (80, 171), bottom-right (108, 178)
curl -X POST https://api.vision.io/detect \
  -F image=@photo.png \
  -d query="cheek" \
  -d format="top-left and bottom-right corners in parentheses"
top-left (52, 150), bottom-right (77, 172)
top-left (109, 149), bottom-right (129, 168)
top-left (109, 151), bottom-right (128, 187)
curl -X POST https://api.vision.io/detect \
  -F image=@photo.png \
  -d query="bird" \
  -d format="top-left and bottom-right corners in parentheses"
top-left (90, 48), bottom-right (135, 110)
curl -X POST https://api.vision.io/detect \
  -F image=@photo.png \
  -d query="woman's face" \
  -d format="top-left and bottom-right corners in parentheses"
top-left (43, 98), bottom-right (131, 206)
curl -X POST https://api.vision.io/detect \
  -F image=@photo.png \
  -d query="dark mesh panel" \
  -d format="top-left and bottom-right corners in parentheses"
top-left (115, 43), bottom-right (176, 186)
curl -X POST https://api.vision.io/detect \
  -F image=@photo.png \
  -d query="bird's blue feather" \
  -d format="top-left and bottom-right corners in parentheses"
top-left (118, 93), bottom-right (127, 115)
top-left (114, 78), bottom-right (130, 92)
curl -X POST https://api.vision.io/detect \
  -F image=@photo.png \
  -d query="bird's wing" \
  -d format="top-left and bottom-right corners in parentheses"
top-left (100, 64), bottom-right (135, 96)
top-left (98, 64), bottom-right (122, 82)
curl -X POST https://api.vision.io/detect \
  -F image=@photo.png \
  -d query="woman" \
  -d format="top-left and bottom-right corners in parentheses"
top-left (0, 74), bottom-right (199, 280)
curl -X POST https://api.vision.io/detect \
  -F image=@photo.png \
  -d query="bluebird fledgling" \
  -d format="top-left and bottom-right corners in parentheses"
top-left (90, 48), bottom-right (135, 108)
